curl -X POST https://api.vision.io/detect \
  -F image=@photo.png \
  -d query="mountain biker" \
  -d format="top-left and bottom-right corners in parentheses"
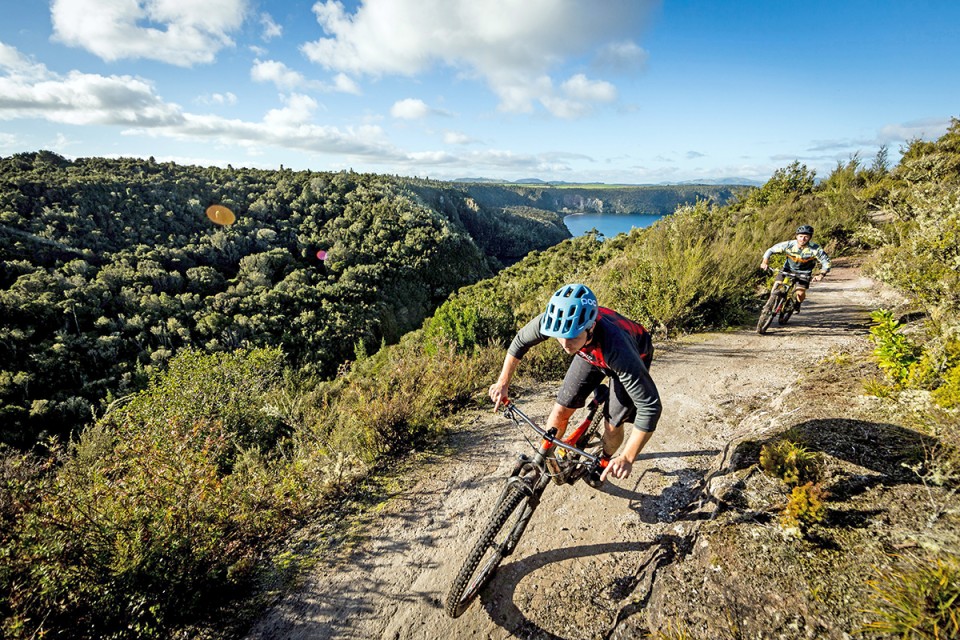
top-left (488, 284), bottom-right (661, 485)
top-left (759, 225), bottom-right (831, 312)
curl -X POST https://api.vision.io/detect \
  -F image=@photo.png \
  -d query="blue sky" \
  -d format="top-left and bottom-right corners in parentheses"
top-left (1, 0), bottom-right (957, 184)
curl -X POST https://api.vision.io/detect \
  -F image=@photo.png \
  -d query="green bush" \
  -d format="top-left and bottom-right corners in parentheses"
top-left (933, 361), bottom-right (960, 409)
top-left (781, 481), bottom-right (829, 530)
top-left (759, 439), bottom-right (822, 486)
top-left (101, 347), bottom-right (288, 460)
top-left (424, 292), bottom-right (514, 354)
top-left (2, 420), bottom-right (306, 639)
top-left (869, 309), bottom-right (922, 386)
top-left (0, 348), bottom-right (319, 639)
top-left (863, 553), bottom-right (960, 638)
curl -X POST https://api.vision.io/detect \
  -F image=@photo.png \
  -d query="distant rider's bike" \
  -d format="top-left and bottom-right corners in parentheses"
top-left (444, 385), bottom-right (609, 618)
top-left (757, 268), bottom-right (802, 334)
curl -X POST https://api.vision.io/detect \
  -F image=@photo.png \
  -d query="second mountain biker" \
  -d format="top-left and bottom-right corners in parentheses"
top-left (488, 283), bottom-right (662, 484)
top-left (760, 224), bottom-right (831, 313)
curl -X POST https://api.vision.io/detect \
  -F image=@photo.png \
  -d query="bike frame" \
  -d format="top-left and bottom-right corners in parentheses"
top-left (769, 269), bottom-right (798, 313)
top-left (491, 401), bottom-right (605, 553)
top-left (501, 401), bottom-right (605, 481)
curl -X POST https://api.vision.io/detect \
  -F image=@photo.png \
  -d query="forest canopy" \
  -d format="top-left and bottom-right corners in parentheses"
top-left (0, 152), bottom-right (732, 448)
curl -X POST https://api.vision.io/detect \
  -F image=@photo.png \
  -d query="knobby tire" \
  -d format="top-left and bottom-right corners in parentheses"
top-left (757, 292), bottom-right (781, 334)
top-left (445, 483), bottom-right (533, 618)
top-left (778, 302), bottom-right (794, 325)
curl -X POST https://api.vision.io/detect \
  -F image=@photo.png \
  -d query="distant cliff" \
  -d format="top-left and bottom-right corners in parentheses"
top-left (458, 183), bottom-right (747, 216)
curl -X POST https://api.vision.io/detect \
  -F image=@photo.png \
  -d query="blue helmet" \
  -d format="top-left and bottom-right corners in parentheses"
top-left (540, 284), bottom-right (599, 339)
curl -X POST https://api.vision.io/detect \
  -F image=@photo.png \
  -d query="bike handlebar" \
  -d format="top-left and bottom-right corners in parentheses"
top-left (498, 401), bottom-right (602, 465)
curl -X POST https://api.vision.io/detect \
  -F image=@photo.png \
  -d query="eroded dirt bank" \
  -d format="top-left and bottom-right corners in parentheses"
top-left (246, 262), bottom-right (914, 639)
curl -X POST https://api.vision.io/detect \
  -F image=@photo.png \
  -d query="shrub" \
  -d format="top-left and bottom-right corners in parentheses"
top-left (933, 361), bottom-right (960, 409)
top-left (869, 309), bottom-right (922, 386)
top-left (0, 348), bottom-right (318, 639)
top-left (862, 553), bottom-right (960, 638)
top-left (102, 347), bottom-right (289, 458)
top-left (2, 418), bottom-right (305, 639)
top-left (781, 481), bottom-right (829, 530)
top-left (759, 439), bottom-right (822, 486)
top-left (424, 293), bottom-right (514, 354)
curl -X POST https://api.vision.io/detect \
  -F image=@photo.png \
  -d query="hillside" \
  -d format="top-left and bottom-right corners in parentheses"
top-left (247, 260), bottom-right (957, 639)
top-left (0, 153), bottom-right (568, 447)
top-left (0, 153), bottom-right (734, 449)
top-left (458, 182), bottom-right (744, 216)
top-left (2, 120), bottom-right (959, 640)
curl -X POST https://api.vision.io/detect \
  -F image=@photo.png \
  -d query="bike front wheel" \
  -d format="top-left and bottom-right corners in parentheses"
top-left (778, 302), bottom-right (795, 325)
top-left (757, 292), bottom-right (782, 334)
top-left (445, 483), bottom-right (535, 618)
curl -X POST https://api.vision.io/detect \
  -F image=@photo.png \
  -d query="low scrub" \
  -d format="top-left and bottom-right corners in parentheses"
top-left (863, 553), bottom-right (960, 638)
top-left (759, 439), bottom-right (822, 486)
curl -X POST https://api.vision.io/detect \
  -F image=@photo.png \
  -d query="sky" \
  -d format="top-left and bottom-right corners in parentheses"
top-left (1, 0), bottom-right (958, 185)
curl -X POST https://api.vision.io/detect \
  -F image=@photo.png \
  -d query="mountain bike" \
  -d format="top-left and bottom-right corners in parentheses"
top-left (756, 268), bottom-right (801, 334)
top-left (444, 384), bottom-right (609, 618)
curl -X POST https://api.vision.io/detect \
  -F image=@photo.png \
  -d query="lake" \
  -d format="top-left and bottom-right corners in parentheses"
top-left (563, 212), bottom-right (664, 238)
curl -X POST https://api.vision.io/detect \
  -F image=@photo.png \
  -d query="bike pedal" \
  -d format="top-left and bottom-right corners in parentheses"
top-left (584, 472), bottom-right (604, 489)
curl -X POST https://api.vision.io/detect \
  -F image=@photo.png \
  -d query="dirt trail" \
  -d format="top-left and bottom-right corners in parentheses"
top-left (247, 262), bottom-right (889, 640)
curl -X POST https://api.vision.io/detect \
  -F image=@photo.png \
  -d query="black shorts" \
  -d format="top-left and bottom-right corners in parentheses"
top-left (555, 347), bottom-right (653, 428)
top-left (778, 269), bottom-right (813, 290)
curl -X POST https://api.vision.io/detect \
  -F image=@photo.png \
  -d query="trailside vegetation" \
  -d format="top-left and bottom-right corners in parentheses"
top-left (4, 117), bottom-right (960, 637)
top-left (0, 154), bottom-right (576, 449)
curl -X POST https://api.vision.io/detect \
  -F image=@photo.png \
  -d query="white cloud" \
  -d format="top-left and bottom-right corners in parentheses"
top-left (390, 98), bottom-right (431, 119)
top-left (197, 92), bottom-right (238, 106)
top-left (443, 130), bottom-right (473, 144)
top-left (264, 93), bottom-right (318, 127)
top-left (539, 73), bottom-right (616, 118)
top-left (0, 67), bottom-right (184, 127)
top-left (0, 43), bottom-right (50, 81)
top-left (301, 0), bottom-right (655, 115)
top-left (332, 73), bottom-right (361, 95)
top-left (0, 43), bottom-right (401, 161)
top-left (50, 0), bottom-right (248, 66)
top-left (539, 96), bottom-right (589, 119)
top-left (251, 59), bottom-right (361, 94)
top-left (0, 131), bottom-right (19, 150)
top-left (593, 41), bottom-right (649, 72)
top-left (561, 74), bottom-right (616, 103)
top-left (878, 118), bottom-right (951, 144)
top-left (252, 59), bottom-right (307, 90)
top-left (260, 12), bottom-right (282, 40)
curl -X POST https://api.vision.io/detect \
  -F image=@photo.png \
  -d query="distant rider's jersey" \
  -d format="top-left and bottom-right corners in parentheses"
top-left (508, 307), bottom-right (661, 432)
top-left (763, 240), bottom-right (831, 273)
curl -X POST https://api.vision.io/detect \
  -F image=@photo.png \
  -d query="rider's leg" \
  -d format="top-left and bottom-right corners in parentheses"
top-left (602, 381), bottom-right (637, 457)
top-left (545, 403), bottom-right (576, 440)
top-left (554, 357), bottom-right (605, 442)
top-left (602, 421), bottom-right (623, 457)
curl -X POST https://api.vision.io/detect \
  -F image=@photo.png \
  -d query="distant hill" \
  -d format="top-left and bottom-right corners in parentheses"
top-left (673, 177), bottom-right (764, 187)
top-left (453, 182), bottom-right (747, 217)
top-left (452, 176), bottom-right (762, 188)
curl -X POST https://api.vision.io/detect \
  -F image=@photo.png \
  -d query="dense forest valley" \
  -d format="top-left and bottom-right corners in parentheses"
top-left (0, 153), bottom-right (737, 449)
top-left (2, 118), bottom-right (959, 638)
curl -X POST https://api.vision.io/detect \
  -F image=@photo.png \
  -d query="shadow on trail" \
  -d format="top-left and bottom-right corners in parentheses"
top-left (480, 535), bottom-right (691, 640)
top-left (587, 448), bottom-right (721, 525)
top-left (723, 418), bottom-right (938, 512)
top-left (752, 285), bottom-right (874, 336)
